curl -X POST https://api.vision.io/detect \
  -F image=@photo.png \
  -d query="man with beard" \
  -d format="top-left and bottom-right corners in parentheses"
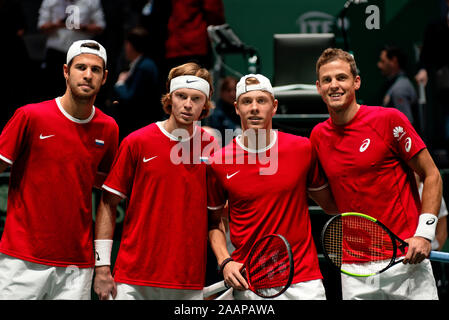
top-left (0, 40), bottom-right (118, 299)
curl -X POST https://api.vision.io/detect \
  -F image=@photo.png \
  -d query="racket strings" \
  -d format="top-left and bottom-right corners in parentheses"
top-left (246, 236), bottom-right (291, 295)
top-left (324, 215), bottom-right (395, 276)
top-left (248, 257), bottom-right (290, 285)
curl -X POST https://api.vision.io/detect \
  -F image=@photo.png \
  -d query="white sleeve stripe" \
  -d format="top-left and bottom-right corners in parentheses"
top-left (0, 154), bottom-right (13, 165)
top-left (208, 204), bottom-right (225, 211)
top-left (308, 183), bottom-right (329, 192)
top-left (102, 184), bottom-right (127, 199)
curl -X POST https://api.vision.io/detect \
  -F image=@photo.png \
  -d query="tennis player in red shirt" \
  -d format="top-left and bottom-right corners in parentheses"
top-left (0, 40), bottom-right (118, 299)
top-left (207, 74), bottom-right (339, 300)
top-left (93, 62), bottom-right (218, 300)
top-left (311, 48), bottom-right (442, 299)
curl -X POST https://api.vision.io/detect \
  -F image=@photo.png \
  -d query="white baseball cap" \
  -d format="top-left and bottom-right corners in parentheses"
top-left (66, 40), bottom-right (107, 66)
top-left (236, 74), bottom-right (274, 100)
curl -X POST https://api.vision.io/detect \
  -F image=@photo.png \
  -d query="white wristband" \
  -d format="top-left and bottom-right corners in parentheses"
top-left (94, 239), bottom-right (113, 266)
top-left (414, 213), bottom-right (437, 242)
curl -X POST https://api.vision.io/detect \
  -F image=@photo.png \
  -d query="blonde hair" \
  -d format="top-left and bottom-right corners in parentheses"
top-left (236, 76), bottom-right (275, 104)
top-left (316, 48), bottom-right (358, 80)
top-left (245, 77), bottom-right (260, 86)
top-left (161, 62), bottom-right (214, 119)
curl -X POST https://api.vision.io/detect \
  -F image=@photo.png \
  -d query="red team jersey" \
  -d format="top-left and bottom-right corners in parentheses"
top-left (207, 131), bottom-right (327, 285)
top-left (103, 122), bottom-right (216, 289)
top-left (310, 105), bottom-right (425, 242)
top-left (0, 98), bottom-right (119, 268)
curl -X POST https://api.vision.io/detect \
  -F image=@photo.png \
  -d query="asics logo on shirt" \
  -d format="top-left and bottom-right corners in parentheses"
top-left (143, 156), bottom-right (158, 163)
top-left (226, 171), bottom-right (240, 179)
top-left (359, 139), bottom-right (371, 152)
top-left (404, 137), bottom-right (412, 152)
top-left (39, 134), bottom-right (55, 140)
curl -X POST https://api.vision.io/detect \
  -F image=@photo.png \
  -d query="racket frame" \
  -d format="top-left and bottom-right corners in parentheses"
top-left (246, 234), bottom-right (294, 298)
top-left (203, 234), bottom-right (294, 299)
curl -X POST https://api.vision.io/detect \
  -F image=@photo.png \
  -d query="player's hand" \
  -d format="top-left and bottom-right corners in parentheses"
top-left (403, 236), bottom-right (432, 264)
top-left (415, 69), bottom-right (428, 86)
top-left (94, 266), bottom-right (117, 300)
top-left (117, 71), bottom-right (130, 83)
top-left (222, 261), bottom-right (249, 291)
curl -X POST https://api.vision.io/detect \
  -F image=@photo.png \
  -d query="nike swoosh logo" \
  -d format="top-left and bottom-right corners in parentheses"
top-left (186, 79), bottom-right (198, 83)
top-left (40, 134), bottom-right (55, 140)
top-left (226, 171), bottom-right (240, 179)
top-left (143, 156), bottom-right (158, 163)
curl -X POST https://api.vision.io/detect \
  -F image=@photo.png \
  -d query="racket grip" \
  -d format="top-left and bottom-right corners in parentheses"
top-left (429, 250), bottom-right (449, 263)
top-left (203, 280), bottom-right (226, 297)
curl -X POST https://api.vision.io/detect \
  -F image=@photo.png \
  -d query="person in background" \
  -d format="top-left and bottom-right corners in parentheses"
top-left (377, 45), bottom-right (417, 126)
top-left (38, 0), bottom-right (106, 99)
top-left (204, 76), bottom-right (241, 143)
top-left (114, 26), bottom-right (161, 140)
top-left (0, 0), bottom-right (30, 130)
top-left (163, 0), bottom-right (225, 77)
top-left (415, 0), bottom-right (449, 158)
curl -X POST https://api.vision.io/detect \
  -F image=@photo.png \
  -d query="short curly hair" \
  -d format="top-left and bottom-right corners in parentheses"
top-left (161, 62), bottom-right (214, 119)
top-left (316, 48), bottom-right (358, 80)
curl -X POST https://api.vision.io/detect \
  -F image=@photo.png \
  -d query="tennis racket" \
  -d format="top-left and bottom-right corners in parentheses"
top-left (321, 212), bottom-right (449, 277)
top-left (203, 234), bottom-right (294, 299)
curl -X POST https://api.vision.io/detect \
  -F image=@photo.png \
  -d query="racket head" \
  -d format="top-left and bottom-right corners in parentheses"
top-left (321, 212), bottom-right (400, 277)
top-left (245, 234), bottom-right (294, 298)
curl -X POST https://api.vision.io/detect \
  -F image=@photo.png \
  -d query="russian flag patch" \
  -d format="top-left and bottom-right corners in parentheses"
top-left (95, 139), bottom-right (105, 146)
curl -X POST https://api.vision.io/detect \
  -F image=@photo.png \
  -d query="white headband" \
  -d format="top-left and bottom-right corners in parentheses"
top-left (170, 75), bottom-right (210, 97)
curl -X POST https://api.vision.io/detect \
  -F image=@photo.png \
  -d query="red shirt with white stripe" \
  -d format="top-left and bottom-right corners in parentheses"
top-left (310, 105), bottom-right (425, 241)
top-left (207, 131), bottom-right (327, 284)
top-left (103, 122), bottom-right (216, 289)
top-left (0, 98), bottom-right (118, 267)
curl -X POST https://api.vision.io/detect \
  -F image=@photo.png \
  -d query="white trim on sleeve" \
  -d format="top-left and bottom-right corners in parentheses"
top-left (102, 184), bottom-right (127, 199)
top-left (207, 204), bottom-right (225, 211)
top-left (307, 182), bottom-right (329, 192)
top-left (0, 154), bottom-right (13, 165)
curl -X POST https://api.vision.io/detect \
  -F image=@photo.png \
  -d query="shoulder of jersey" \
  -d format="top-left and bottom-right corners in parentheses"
top-left (209, 141), bottom-right (230, 164)
top-left (125, 123), bottom-right (158, 141)
top-left (199, 126), bottom-right (215, 142)
top-left (279, 131), bottom-right (306, 141)
top-left (21, 99), bottom-right (54, 113)
top-left (12, 100), bottom-right (55, 121)
top-left (94, 106), bottom-right (115, 121)
top-left (284, 132), bottom-right (313, 153)
top-left (362, 105), bottom-right (402, 124)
